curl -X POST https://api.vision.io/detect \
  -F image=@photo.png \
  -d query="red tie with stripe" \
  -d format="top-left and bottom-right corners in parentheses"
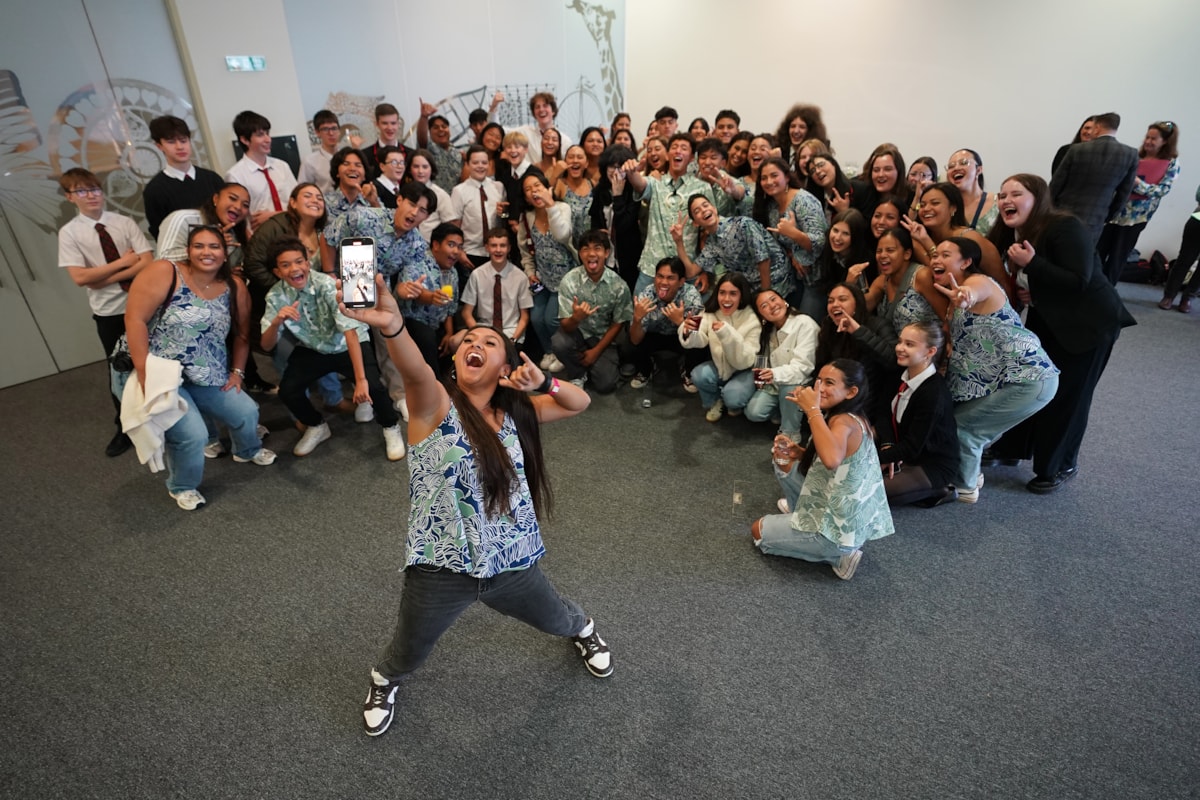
top-left (95, 222), bottom-right (130, 291)
top-left (891, 381), bottom-right (909, 439)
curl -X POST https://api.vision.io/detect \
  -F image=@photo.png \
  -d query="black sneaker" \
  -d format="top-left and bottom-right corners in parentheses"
top-left (363, 670), bottom-right (399, 736)
top-left (245, 378), bottom-right (278, 395)
top-left (105, 431), bottom-right (132, 457)
top-left (572, 620), bottom-right (613, 678)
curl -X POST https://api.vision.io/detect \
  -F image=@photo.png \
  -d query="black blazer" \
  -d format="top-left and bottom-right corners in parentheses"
top-left (1025, 216), bottom-right (1137, 353)
top-left (875, 371), bottom-right (960, 490)
top-left (1048, 136), bottom-right (1138, 242)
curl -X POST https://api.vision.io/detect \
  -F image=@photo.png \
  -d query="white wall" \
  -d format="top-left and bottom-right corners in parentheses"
top-left (626, 0), bottom-right (1200, 257)
top-left (168, 0), bottom-right (310, 172)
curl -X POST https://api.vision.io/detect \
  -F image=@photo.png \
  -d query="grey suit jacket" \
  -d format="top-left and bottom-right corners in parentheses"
top-left (1048, 135), bottom-right (1139, 243)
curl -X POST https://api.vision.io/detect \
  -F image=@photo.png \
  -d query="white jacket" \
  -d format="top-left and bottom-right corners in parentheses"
top-left (765, 313), bottom-right (821, 386)
top-left (120, 354), bottom-right (187, 473)
top-left (678, 306), bottom-right (762, 380)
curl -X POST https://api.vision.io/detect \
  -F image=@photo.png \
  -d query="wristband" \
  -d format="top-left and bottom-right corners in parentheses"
top-left (381, 319), bottom-right (406, 338)
top-left (548, 378), bottom-right (562, 397)
top-left (538, 373), bottom-right (554, 393)
top-left (231, 368), bottom-right (245, 379)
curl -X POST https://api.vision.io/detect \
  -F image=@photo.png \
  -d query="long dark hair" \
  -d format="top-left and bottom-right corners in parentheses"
top-left (775, 104), bottom-right (829, 165)
top-left (818, 209), bottom-right (871, 290)
top-left (704, 272), bottom-right (752, 314)
top-left (186, 224), bottom-right (243, 341)
top-left (443, 326), bottom-right (553, 520)
top-left (986, 173), bottom-right (1075, 254)
top-left (284, 182), bottom-right (328, 232)
top-left (799, 358), bottom-right (869, 474)
top-left (200, 182), bottom-right (250, 248)
top-left (752, 156), bottom-right (801, 228)
top-left (815, 282), bottom-right (870, 367)
top-left (923, 182), bottom-right (969, 228)
top-left (592, 145), bottom-right (637, 206)
top-left (753, 287), bottom-right (800, 356)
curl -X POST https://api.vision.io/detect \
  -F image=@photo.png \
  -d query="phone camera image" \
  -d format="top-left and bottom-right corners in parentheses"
top-left (340, 238), bottom-right (377, 308)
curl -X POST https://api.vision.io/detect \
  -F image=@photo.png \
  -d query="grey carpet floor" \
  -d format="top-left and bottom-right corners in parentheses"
top-left (1, 283), bottom-right (1197, 800)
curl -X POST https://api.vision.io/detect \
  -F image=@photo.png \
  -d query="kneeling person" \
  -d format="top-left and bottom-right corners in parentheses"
top-left (551, 230), bottom-right (632, 392)
top-left (261, 237), bottom-right (405, 460)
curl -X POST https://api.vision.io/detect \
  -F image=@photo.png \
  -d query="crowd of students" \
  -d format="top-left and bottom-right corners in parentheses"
top-left (55, 89), bottom-right (1192, 736)
top-left (59, 96), bottom-right (1189, 516)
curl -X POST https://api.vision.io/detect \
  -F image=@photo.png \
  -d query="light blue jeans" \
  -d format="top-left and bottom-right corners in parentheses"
top-left (756, 462), bottom-right (852, 563)
top-left (745, 383), bottom-right (802, 430)
top-left (953, 376), bottom-right (1059, 490)
top-left (691, 362), bottom-right (755, 411)
top-left (164, 383), bottom-right (262, 493)
top-left (531, 290), bottom-right (561, 354)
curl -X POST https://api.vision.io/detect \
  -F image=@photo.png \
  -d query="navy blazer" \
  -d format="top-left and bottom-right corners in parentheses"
top-left (1049, 136), bottom-right (1139, 242)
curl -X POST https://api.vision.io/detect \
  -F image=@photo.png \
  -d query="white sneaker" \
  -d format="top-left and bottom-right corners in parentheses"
top-left (383, 424), bottom-right (406, 461)
top-left (705, 398), bottom-right (725, 423)
top-left (293, 422), bottom-right (331, 456)
top-left (957, 473), bottom-right (985, 504)
top-left (569, 375), bottom-right (587, 388)
top-left (539, 353), bottom-right (556, 370)
top-left (203, 441), bottom-right (225, 459)
top-left (169, 489), bottom-right (206, 511)
top-left (832, 550), bottom-right (863, 580)
top-left (547, 356), bottom-right (566, 372)
top-left (776, 498), bottom-right (790, 514)
top-left (232, 448), bottom-right (277, 466)
top-left (394, 398), bottom-right (409, 421)
top-left (355, 402), bottom-right (375, 423)
top-left (256, 423), bottom-right (269, 439)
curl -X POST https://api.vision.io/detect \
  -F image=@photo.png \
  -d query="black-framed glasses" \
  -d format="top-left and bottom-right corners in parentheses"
top-left (317, 125), bottom-right (340, 133)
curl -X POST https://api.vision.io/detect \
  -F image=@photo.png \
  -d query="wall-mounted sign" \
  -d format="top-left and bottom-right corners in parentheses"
top-left (225, 56), bottom-right (266, 72)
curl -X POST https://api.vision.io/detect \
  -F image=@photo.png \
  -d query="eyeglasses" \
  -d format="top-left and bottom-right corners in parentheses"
top-left (415, 205), bottom-right (431, 216)
top-left (946, 157), bottom-right (975, 170)
top-left (69, 187), bottom-right (103, 197)
top-left (384, 159), bottom-right (406, 167)
top-left (317, 125), bottom-right (340, 133)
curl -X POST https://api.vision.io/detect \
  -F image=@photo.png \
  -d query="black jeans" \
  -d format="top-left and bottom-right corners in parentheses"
top-left (1164, 216), bottom-right (1200, 299)
top-left (279, 344), bottom-right (397, 427)
top-left (375, 563), bottom-right (587, 681)
top-left (1097, 222), bottom-right (1147, 285)
top-left (94, 313), bottom-right (126, 427)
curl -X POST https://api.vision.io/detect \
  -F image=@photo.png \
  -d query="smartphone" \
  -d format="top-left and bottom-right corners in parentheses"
top-left (339, 237), bottom-right (377, 308)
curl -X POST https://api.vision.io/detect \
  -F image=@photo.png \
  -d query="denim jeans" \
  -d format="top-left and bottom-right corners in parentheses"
top-left (272, 329), bottom-right (343, 406)
top-left (374, 563), bottom-right (587, 681)
top-left (745, 383), bottom-right (802, 430)
top-left (953, 376), bottom-right (1059, 490)
top-left (691, 362), bottom-right (755, 411)
top-left (530, 290), bottom-right (561, 355)
top-left (164, 383), bottom-right (262, 493)
top-left (756, 514), bottom-right (848, 563)
top-left (551, 328), bottom-right (620, 393)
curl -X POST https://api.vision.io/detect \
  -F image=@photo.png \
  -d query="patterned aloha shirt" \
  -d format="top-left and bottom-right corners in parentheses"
top-left (556, 265), bottom-right (633, 340)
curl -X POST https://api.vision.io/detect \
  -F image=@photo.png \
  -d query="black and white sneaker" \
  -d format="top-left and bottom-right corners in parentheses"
top-left (572, 620), bottom-right (613, 678)
top-left (363, 670), bottom-right (399, 736)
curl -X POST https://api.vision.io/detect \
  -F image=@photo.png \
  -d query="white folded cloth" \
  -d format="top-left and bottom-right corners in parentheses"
top-left (121, 354), bottom-right (188, 473)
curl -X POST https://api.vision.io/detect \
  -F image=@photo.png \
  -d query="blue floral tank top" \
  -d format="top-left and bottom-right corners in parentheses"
top-left (947, 287), bottom-right (1059, 402)
top-left (404, 404), bottom-right (544, 579)
top-left (149, 264), bottom-right (231, 386)
top-left (530, 226), bottom-right (576, 293)
top-left (880, 262), bottom-right (937, 336)
top-left (562, 184), bottom-right (594, 248)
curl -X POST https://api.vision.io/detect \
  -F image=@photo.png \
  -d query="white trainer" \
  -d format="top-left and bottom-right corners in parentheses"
top-left (293, 422), bottom-right (331, 457)
top-left (383, 424), bottom-right (406, 461)
top-left (232, 448), bottom-right (277, 466)
top-left (355, 402), bottom-right (375, 423)
top-left (203, 441), bottom-right (225, 459)
top-left (169, 489), bottom-right (206, 511)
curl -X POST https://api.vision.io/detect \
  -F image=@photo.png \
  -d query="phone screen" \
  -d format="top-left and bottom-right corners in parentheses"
top-left (339, 238), bottom-right (377, 308)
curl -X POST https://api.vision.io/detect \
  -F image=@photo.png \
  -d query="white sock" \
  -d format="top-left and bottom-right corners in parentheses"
top-left (576, 619), bottom-right (594, 638)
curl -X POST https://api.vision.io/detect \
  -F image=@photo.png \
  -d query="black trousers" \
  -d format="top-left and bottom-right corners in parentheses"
top-left (1098, 222), bottom-right (1147, 286)
top-left (279, 344), bottom-right (397, 428)
top-left (619, 332), bottom-right (706, 377)
top-left (1164, 216), bottom-right (1200, 299)
top-left (94, 313), bottom-right (126, 427)
top-left (993, 309), bottom-right (1116, 478)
